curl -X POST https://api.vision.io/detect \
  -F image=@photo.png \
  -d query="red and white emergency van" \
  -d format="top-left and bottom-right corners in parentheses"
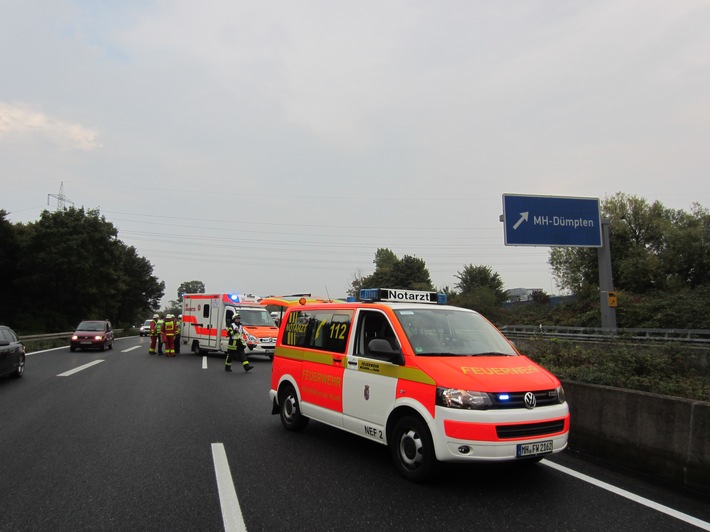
top-left (181, 293), bottom-right (279, 359)
top-left (269, 288), bottom-right (569, 481)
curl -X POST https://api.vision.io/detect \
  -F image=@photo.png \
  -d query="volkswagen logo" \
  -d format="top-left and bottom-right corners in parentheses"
top-left (524, 392), bottom-right (537, 409)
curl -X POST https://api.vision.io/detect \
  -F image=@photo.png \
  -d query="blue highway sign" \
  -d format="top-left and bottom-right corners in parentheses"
top-left (502, 194), bottom-right (602, 247)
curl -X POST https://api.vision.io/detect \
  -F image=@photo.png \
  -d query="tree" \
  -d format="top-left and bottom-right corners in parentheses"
top-left (0, 210), bottom-right (20, 326)
top-left (454, 265), bottom-right (507, 303)
top-left (6, 207), bottom-right (164, 332)
top-left (115, 243), bottom-right (165, 324)
top-left (177, 280), bottom-right (205, 301)
top-left (530, 290), bottom-right (550, 304)
top-left (549, 193), bottom-right (710, 296)
top-left (349, 248), bottom-right (434, 294)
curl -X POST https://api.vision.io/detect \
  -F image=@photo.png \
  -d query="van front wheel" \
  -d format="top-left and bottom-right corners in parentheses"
top-left (390, 415), bottom-right (437, 482)
top-left (279, 384), bottom-right (309, 432)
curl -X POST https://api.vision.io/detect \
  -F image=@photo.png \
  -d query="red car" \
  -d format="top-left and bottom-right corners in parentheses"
top-left (70, 320), bottom-right (114, 352)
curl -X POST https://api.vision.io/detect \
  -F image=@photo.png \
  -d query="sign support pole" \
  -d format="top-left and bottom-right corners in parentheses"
top-left (598, 219), bottom-right (617, 329)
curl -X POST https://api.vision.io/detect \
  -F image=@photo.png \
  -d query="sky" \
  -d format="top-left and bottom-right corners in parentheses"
top-left (2, 1), bottom-right (709, 307)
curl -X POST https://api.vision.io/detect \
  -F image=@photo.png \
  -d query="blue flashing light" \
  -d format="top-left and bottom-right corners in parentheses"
top-left (498, 394), bottom-right (510, 401)
top-left (437, 293), bottom-right (447, 305)
top-left (228, 293), bottom-right (240, 302)
top-left (359, 288), bottom-right (380, 301)
top-left (346, 296), bottom-right (357, 302)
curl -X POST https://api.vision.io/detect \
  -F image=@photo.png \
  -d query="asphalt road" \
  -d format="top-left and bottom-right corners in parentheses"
top-left (1, 336), bottom-right (708, 532)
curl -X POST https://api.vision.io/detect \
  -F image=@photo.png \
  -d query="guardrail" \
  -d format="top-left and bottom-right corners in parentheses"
top-left (19, 329), bottom-right (131, 344)
top-left (499, 325), bottom-right (710, 344)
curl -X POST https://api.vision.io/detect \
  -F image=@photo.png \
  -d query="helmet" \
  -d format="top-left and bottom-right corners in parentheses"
top-left (233, 313), bottom-right (241, 321)
top-left (153, 314), bottom-right (159, 319)
top-left (178, 314), bottom-right (182, 319)
top-left (167, 314), bottom-right (173, 319)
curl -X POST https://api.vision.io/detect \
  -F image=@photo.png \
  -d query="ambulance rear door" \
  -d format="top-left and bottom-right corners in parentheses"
top-left (342, 309), bottom-right (400, 443)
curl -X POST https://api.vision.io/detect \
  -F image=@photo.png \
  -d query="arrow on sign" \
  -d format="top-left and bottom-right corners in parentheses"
top-left (513, 212), bottom-right (529, 230)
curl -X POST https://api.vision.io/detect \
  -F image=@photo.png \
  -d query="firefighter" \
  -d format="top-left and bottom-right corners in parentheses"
top-left (149, 314), bottom-right (160, 354)
top-left (156, 315), bottom-right (165, 355)
top-left (163, 314), bottom-right (176, 356)
top-left (225, 313), bottom-right (254, 372)
top-left (175, 314), bottom-right (182, 354)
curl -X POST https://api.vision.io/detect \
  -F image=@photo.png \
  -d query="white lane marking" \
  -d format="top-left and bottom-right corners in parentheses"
top-left (57, 360), bottom-right (104, 377)
top-left (542, 460), bottom-right (710, 530)
top-left (203, 356), bottom-right (208, 369)
top-left (122, 346), bottom-right (142, 352)
top-left (211, 443), bottom-right (247, 532)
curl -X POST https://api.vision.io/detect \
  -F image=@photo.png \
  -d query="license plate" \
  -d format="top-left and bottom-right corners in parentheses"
top-left (80, 341), bottom-right (92, 344)
top-left (517, 440), bottom-right (553, 457)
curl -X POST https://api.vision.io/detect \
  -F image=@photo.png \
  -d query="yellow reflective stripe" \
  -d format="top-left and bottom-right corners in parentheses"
top-left (356, 360), bottom-right (435, 384)
top-left (275, 347), bottom-right (341, 366)
top-left (275, 347), bottom-right (435, 384)
top-left (396, 365), bottom-right (436, 385)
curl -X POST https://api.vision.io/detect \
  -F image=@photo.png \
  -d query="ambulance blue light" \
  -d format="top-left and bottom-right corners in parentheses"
top-left (228, 293), bottom-right (240, 302)
top-left (360, 288), bottom-right (380, 301)
top-left (346, 296), bottom-right (357, 302)
top-left (499, 394), bottom-right (510, 401)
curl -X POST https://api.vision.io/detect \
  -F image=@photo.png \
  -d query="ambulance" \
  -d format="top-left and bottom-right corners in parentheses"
top-left (269, 288), bottom-right (569, 481)
top-left (181, 293), bottom-right (279, 359)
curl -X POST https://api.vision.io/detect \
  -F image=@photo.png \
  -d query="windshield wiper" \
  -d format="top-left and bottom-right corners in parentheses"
top-left (468, 352), bottom-right (514, 357)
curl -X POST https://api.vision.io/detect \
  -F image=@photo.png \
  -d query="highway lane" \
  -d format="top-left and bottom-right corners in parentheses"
top-left (1, 335), bottom-right (708, 531)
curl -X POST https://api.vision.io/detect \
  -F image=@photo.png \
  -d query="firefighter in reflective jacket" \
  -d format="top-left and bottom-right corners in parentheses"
top-left (225, 314), bottom-right (254, 372)
top-left (149, 314), bottom-right (160, 354)
top-left (163, 314), bottom-right (177, 357)
top-left (175, 315), bottom-right (182, 354)
top-left (156, 316), bottom-right (165, 355)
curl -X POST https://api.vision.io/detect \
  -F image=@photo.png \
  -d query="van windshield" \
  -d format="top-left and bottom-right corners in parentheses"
top-left (236, 309), bottom-right (276, 327)
top-left (393, 308), bottom-right (517, 357)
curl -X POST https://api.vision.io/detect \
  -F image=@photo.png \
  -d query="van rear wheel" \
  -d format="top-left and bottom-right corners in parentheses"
top-left (390, 415), bottom-right (437, 482)
top-left (278, 384), bottom-right (309, 432)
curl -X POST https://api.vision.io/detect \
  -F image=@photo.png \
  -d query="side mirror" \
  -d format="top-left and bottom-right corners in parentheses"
top-left (367, 338), bottom-right (404, 365)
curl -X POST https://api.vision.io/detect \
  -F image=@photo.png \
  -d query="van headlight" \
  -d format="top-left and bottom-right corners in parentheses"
top-left (436, 387), bottom-right (492, 410)
top-left (556, 385), bottom-right (567, 404)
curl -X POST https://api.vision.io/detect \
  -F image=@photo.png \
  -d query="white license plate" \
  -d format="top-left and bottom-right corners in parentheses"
top-left (517, 440), bottom-right (553, 457)
top-left (80, 341), bottom-right (92, 344)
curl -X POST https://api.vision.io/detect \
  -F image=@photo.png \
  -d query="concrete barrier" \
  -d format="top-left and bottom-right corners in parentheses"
top-left (562, 380), bottom-right (710, 495)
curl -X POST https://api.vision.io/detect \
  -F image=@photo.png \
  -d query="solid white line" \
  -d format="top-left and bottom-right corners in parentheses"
top-left (122, 346), bottom-right (142, 352)
top-left (211, 443), bottom-right (247, 532)
top-left (542, 460), bottom-right (710, 530)
top-left (57, 360), bottom-right (105, 377)
top-left (203, 356), bottom-right (208, 370)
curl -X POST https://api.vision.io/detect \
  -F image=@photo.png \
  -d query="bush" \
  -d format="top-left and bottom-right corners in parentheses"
top-left (515, 337), bottom-right (710, 402)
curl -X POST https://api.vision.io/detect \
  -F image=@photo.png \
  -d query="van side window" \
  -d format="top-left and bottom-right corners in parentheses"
top-left (282, 310), bottom-right (353, 354)
top-left (356, 310), bottom-right (399, 358)
top-left (202, 304), bottom-right (210, 320)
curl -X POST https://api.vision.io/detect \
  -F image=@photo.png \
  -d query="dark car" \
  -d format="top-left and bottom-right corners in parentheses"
top-left (70, 320), bottom-right (114, 351)
top-left (0, 325), bottom-right (25, 378)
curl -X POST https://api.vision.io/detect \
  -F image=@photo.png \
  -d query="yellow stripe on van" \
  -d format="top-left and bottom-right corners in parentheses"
top-left (396, 366), bottom-right (436, 385)
top-left (275, 347), bottom-right (342, 366)
top-left (357, 360), bottom-right (436, 385)
top-left (276, 347), bottom-right (436, 384)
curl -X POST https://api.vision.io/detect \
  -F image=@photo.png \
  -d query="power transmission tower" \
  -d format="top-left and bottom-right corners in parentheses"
top-left (47, 182), bottom-right (74, 211)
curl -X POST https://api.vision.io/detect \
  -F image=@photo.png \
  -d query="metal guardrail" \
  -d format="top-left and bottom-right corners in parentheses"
top-left (19, 329), bottom-right (130, 343)
top-left (499, 325), bottom-right (710, 344)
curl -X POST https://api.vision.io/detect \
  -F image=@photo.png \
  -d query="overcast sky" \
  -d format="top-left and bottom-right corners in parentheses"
top-left (2, 1), bottom-right (709, 305)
